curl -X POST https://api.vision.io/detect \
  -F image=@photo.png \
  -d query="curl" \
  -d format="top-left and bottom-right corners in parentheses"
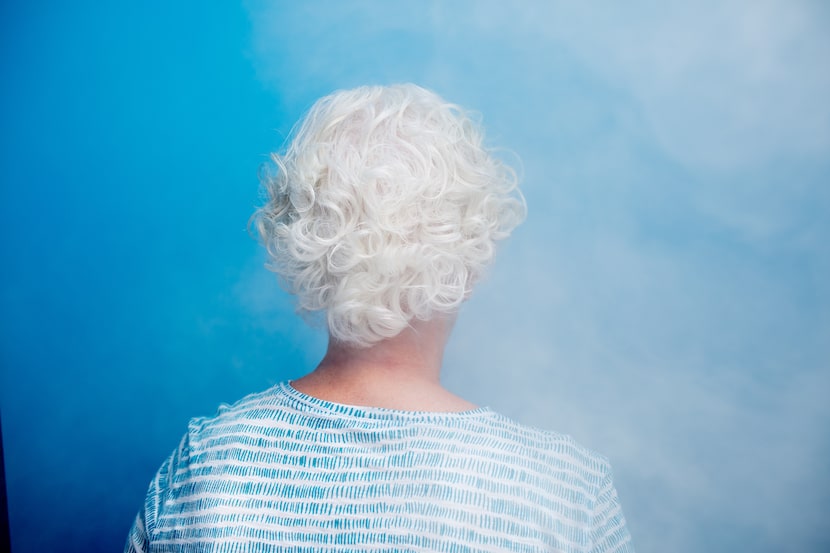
top-left (252, 84), bottom-right (525, 346)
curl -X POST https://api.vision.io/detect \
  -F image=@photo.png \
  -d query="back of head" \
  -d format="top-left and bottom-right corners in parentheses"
top-left (254, 84), bottom-right (525, 347)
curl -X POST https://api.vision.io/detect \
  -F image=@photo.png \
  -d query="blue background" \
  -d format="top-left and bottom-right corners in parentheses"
top-left (1, 1), bottom-right (828, 552)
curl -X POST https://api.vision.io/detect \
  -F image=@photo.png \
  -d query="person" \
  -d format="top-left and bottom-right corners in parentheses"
top-left (124, 84), bottom-right (634, 552)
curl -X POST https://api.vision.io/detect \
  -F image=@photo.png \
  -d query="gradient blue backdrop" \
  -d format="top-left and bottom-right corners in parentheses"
top-left (1, 1), bottom-right (828, 552)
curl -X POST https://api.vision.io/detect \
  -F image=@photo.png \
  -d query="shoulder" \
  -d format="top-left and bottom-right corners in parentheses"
top-left (175, 383), bottom-right (310, 461)
top-left (480, 411), bottom-right (613, 493)
top-left (193, 383), bottom-right (282, 420)
top-left (184, 383), bottom-right (296, 437)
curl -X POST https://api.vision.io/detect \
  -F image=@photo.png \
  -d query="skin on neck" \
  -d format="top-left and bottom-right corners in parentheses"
top-left (291, 314), bottom-right (478, 413)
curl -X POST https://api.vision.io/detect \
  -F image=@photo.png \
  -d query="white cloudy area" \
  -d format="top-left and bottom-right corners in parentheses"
top-left (242, 1), bottom-right (830, 551)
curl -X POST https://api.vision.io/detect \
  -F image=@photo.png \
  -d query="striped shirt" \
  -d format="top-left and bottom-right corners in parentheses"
top-left (125, 382), bottom-right (634, 552)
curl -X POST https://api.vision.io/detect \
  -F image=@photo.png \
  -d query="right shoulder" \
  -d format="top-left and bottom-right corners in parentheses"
top-left (484, 412), bottom-right (613, 498)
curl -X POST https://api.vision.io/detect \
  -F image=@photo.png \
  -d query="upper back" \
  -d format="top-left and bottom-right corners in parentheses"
top-left (145, 383), bottom-right (630, 552)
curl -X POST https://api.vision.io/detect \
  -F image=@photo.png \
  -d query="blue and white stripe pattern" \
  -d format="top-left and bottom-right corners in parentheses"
top-left (125, 382), bottom-right (633, 552)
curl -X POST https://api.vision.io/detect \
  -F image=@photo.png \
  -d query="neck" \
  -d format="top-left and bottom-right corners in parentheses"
top-left (291, 315), bottom-right (477, 412)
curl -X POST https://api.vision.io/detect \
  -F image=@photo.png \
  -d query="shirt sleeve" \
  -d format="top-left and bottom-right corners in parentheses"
top-left (123, 434), bottom-right (190, 553)
top-left (123, 508), bottom-right (149, 553)
top-left (591, 463), bottom-right (635, 553)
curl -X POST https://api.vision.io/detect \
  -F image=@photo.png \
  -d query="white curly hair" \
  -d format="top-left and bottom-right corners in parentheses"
top-left (253, 84), bottom-right (525, 347)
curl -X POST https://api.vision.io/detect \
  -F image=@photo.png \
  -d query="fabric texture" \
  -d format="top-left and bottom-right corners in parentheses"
top-left (125, 382), bottom-right (634, 552)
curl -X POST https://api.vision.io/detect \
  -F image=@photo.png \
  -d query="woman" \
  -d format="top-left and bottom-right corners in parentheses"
top-left (125, 84), bottom-right (634, 552)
